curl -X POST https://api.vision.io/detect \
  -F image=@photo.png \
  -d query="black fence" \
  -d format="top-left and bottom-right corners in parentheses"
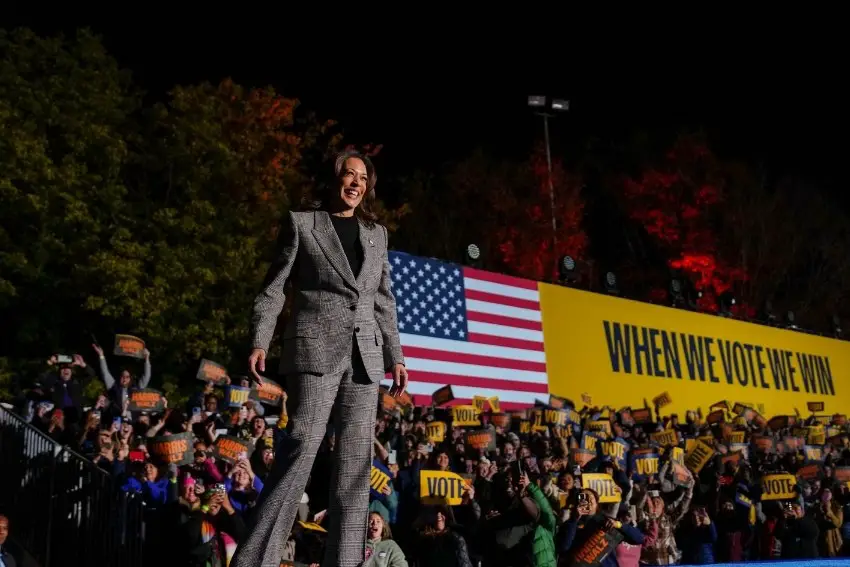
top-left (0, 406), bottom-right (146, 567)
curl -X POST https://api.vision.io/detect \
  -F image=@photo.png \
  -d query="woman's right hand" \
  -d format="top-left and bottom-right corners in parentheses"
top-left (249, 349), bottom-right (266, 384)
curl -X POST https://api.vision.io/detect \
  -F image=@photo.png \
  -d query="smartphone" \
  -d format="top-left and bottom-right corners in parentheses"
top-left (56, 354), bottom-right (73, 364)
top-left (192, 407), bottom-right (201, 417)
top-left (128, 450), bottom-right (145, 462)
top-left (237, 451), bottom-right (248, 461)
top-left (112, 417), bottom-right (122, 429)
top-left (578, 492), bottom-right (588, 504)
top-left (92, 410), bottom-right (101, 419)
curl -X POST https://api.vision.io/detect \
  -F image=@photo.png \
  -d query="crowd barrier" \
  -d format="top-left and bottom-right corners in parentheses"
top-left (0, 406), bottom-right (146, 567)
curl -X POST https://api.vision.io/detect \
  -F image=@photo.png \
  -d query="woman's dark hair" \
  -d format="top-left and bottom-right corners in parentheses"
top-left (301, 150), bottom-right (379, 227)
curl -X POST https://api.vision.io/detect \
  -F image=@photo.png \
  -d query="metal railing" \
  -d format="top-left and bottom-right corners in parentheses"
top-left (0, 406), bottom-right (146, 567)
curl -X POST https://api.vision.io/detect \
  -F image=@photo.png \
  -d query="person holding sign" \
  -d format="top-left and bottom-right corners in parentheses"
top-left (559, 488), bottom-right (645, 567)
top-left (235, 151), bottom-right (407, 567)
top-left (93, 343), bottom-right (151, 419)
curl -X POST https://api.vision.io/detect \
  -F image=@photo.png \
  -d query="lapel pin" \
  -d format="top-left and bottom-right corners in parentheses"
top-left (369, 238), bottom-right (374, 246)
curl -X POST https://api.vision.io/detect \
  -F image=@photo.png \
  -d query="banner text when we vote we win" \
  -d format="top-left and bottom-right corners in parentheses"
top-left (602, 321), bottom-right (836, 395)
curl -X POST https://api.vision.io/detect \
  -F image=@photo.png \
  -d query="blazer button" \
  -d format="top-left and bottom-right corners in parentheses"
top-left (349, 304), bottom-right (356, 311)
top-left (354, 326), bottom-right (361, 333)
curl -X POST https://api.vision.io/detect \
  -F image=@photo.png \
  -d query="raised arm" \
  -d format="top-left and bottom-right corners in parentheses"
top-left (93, 344), bottom-right (116, 390)
top-left (374, 225), bottom-right (404, 370)
top-left (138, 349), bottom-right (152, 389)
top-left (249, 212), bottom-right (300, 379)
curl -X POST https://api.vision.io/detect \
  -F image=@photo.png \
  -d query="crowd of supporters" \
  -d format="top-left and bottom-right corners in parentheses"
top-left (5, 345), bottom-right (850, 567)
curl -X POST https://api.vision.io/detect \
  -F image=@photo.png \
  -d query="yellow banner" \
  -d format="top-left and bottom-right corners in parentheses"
top-left (587, 420), bottom-right (611, 437)
top-left (472, 396), bottom-right (488, 412)
top-left (582, 473), bottom-right (622, 503)
top-left (761, 473), bottom-right (798, 501)
top-left (452, 405), bottom-right (481, 427)
top-left (651, 429), bottom-right (678, 447)
top-left (488, 396), bottom-right (501, 413)
top-left (419, 470), bottom-right (466, 505)
top-left (685, 440), bottom-right (714, 473)
top-left (540, 285), bottom-right (850, 416)
top-left (426, 421), bottom-right (446, 444)
top-left (370, 466), bottom-right (390, 493)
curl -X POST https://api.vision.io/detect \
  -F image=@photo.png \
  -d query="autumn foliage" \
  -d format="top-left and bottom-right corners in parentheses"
top-left (621, 136), bottom-right (748, 313)
top-left (499, 144), bottom-right (588, 281)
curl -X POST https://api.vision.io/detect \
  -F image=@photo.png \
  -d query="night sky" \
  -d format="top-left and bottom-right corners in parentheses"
top-left (4, 11), bottom-right (847, 203)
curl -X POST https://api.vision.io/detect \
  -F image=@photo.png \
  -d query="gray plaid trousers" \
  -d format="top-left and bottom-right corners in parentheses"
top-left (231, 356), bottom-right (379, 567)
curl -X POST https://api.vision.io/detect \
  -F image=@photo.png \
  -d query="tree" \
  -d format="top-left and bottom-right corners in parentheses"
top-left (397, 146), bottom-right (589, 282)
top-left (721, 169), bottom-right (850, 326)
top-left (80, 80), bottom-right (340, 379)
top-left (619, 134), bottom-right (747, 311)
top-left (497, 143), bottom-right (588, 281)
top-left (618, 132), bottom-right (850, 329)
top-left (0, 28), bottom-right (137, 357)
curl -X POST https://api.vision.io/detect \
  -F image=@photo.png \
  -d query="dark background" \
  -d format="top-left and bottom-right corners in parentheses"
top-left (3, 11), bottom-right (846, 206)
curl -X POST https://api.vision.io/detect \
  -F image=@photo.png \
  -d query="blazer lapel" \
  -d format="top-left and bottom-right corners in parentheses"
top-left (356, 222), bottom-right (378, 289)
top-left (311, 211), bottom-right (358, 291)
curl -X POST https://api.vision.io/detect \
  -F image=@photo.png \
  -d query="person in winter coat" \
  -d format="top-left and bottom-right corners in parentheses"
top-left (559, 488), bottom-right (645, 567)
top-left (520, 472), bottom-right (557, 567)
top-left (615, 507), bottom-right (653, 567)
top-left (777, 501), bottom-right (820, 559)
top-left (678, 506), bottom-right (718, 564)
top-left (813, 487), bottom-right (844, 556)
top-left (363, 511), bottom-right (408, 567)
top-left (413, 504), bottom-right (472, 567)
top-left (637, 478), bottom-right (694, 565)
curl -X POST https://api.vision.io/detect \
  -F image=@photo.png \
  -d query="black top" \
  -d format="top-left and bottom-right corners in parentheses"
top-left (330, 214), bottom-right (363, 278)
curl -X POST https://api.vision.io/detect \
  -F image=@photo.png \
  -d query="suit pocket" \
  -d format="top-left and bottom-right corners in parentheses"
top-left (375, 330), bottom-right (384, 346)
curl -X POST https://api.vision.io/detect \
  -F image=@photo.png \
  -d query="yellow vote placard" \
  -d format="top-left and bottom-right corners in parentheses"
top-left (651, 429), bottom-right (678, 447)
top-left (419, 470), bottom-right (467, 505)
top-left (452, 405), bottom-right (481, 427)
top-left (587, 420), bottom-right (612, 437)
top-left (370, 466), bottom-right (390, 494)
top-left (488, 396), bottom-right (501, 413)
top-left (685, 440), bottom-right (714, 473)
top-left (472, 396), bottom-right (488, 412)
top-left (581, 473), bottom-right (622, 503)
top-left (426, 421), bottom-right (446, 443)
top-left (540, 285), bottom-right (850, 416)
top-left (761, 473), bottom-right (798, 501)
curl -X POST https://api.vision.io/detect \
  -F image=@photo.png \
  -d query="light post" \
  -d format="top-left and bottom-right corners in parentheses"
top-left (528, 96), bottom-right (569, 278)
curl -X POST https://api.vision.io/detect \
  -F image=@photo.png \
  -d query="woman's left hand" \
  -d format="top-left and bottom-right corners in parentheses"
top-left (389, 364), bottom-right (408, 397)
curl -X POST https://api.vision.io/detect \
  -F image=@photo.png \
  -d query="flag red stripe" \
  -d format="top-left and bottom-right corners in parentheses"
top-left (403, 346), bottom-right (547, 373)
top-left (467, 333), bottom-right (544, 352)
top-left (464, 288), bottom-right (540, 311)
top-left (404, 371), bottom-right (549, 394)
top-left (467, 310), bottom-right (543, 331)
top-left (413, 395), bottom-right (532, 411)
top-left (464, 267), bottom-right (539, 291)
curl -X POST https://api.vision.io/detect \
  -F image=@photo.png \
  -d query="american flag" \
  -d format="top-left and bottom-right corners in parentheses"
top-left (383, 251), bottom-right (548, 410)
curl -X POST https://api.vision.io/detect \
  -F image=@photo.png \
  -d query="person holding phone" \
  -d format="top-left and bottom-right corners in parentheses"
top-left (233, 151), bottom-right (407, 567)
top-left (559, 488), bottom-right (645, 567)
top-left (679, 506), bottom-right (718, 564)
top-left (42, 352), bottom-right (94, 421)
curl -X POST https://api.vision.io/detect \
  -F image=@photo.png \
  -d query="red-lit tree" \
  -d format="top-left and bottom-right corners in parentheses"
top-left (498, 143), bottom-right (588, 281)
top-left (620, 134), bottom-right (747, 312)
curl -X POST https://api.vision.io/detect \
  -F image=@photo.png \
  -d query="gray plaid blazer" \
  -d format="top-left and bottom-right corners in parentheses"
top-left (251, 210), bottom-right (404, 381)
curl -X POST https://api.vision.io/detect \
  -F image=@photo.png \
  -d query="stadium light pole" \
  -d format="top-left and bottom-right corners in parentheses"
top-left (528, 96), bottom-right (569, 279)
